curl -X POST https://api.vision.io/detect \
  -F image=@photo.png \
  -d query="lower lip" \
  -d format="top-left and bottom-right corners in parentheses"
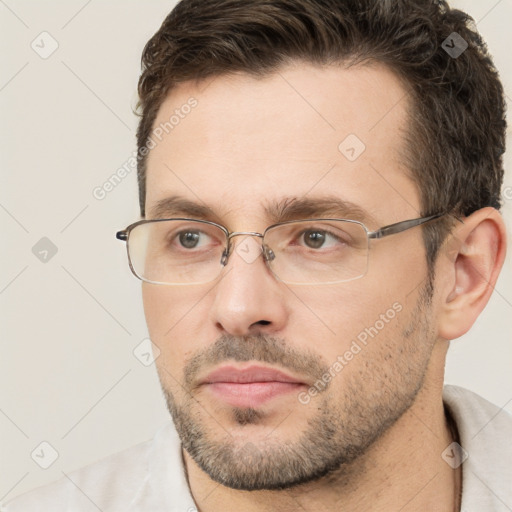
top-left (206, 382), bottom-right (304, 408)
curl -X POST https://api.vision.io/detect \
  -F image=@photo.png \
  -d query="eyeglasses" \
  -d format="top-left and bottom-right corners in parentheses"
top-left (116, 213), bottom-right (445, 286)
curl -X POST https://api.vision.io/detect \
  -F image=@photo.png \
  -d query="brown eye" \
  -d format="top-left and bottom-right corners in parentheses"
top-left (178, 231), bottom-right (201, 249)
top-left (303, 230), bottom-right (327, 249)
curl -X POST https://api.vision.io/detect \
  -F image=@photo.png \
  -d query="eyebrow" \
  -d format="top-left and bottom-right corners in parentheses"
top-left (265, 196), bottom-right (377, 226)
top-left (148, 194), bottom-right (377, 226)
top-left (149, 196), bottom-right (225, 224)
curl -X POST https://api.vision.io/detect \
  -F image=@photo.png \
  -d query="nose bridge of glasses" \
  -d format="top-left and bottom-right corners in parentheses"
top-left (220, 231), bottom-right (270, 266)
top-left (228, 231), bottom-right (264, 240)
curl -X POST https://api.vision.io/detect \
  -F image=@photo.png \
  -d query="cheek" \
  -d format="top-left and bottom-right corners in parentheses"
top-left (307, 300), bottom-right (416, 402)
top-left (142, 283), bottom-right (208, 335)
top-left (142, 285), bottom-right (174, 342)
top-left (288, 283), bottom-right (402, 350)
top-left (285, 267), bottom-right (416, 378)
top-left (142, 285), bottom-right (206, 372)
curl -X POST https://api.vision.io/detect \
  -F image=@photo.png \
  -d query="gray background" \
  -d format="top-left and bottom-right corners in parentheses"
top-left (1, 0), bottom-right (511, 502)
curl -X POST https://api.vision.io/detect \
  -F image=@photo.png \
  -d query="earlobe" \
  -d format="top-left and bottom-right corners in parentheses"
top-left (437, 207), bottom-right (507, 340)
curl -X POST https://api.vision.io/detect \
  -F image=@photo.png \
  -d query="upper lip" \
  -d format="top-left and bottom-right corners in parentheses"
top-left (202, 365), bottom-right (305, 385)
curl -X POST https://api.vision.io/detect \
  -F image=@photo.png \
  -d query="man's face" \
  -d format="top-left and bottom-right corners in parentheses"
top-left (142, 62), bottom-right (439, 490)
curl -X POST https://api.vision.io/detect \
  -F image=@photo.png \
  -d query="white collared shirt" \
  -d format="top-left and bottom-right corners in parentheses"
top-left (2, 385), bottom-right (511, 511)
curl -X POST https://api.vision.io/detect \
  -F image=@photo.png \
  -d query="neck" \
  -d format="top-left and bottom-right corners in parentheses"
top-left (184, 345), bottom-right (461, 512)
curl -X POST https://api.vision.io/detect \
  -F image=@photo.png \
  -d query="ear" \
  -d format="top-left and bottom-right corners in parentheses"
top-left (437, 207), bottom-right (507, 340)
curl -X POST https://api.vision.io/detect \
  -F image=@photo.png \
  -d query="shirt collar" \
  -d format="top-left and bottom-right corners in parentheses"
top-left (128, 421), bottom-right (196, 512)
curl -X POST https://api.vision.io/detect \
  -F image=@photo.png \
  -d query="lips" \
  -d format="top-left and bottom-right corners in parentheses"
top-left (204, 366), bottom-right (304, 385)
top-left (201, 365), bottom-right (306, 408)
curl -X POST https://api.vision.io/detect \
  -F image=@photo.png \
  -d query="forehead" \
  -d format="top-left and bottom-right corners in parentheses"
top-left (145, 61), bottom-right (420, 227)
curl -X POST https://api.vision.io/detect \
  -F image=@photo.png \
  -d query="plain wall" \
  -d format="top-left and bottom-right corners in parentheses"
top-left (1, 0), bottom-right (511, 502)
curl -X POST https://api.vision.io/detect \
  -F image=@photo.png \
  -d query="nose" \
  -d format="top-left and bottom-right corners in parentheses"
top-left (220, 232), bottom-right (275, 267)
top-left (209, 234), bottom-right (288, 337)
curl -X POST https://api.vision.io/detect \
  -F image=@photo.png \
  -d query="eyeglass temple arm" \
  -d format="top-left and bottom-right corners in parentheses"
top-left (115, 213), bottom-right (460, 243)
top-left (367, 213), bottom-right (447, 240)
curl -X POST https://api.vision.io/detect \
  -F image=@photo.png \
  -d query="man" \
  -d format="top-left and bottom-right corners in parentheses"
top-left (3, 0), bottom-right (510, 510)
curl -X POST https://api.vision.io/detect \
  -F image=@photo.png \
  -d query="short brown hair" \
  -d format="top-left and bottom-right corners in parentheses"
top-left (136, 0), bottom-right (507, 266)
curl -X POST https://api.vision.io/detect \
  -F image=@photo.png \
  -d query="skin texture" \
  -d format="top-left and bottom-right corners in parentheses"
top-left (141, 62), bottom-right (506, 511)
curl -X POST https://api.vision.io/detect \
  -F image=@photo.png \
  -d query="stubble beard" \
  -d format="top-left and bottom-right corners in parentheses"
top-left (159, 281), bottom-right (436, 491)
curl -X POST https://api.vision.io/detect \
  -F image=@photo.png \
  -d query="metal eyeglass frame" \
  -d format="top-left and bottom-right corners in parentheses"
top-left (116, 212), bottom-right (449, 284)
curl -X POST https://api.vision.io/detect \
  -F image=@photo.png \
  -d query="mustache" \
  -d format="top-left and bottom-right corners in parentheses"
top-left (183, 333), bottom-right (330, 388)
